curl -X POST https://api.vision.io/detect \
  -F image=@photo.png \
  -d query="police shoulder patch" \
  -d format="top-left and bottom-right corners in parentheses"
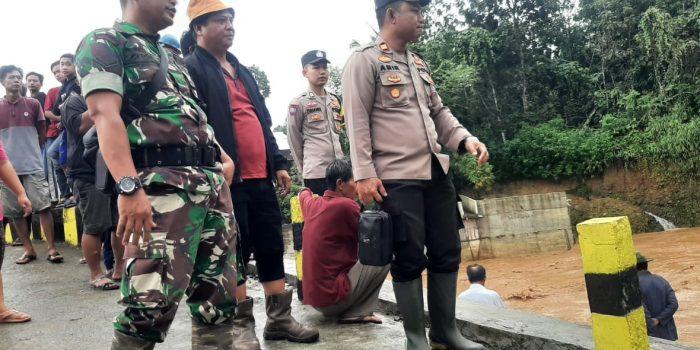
top-left (355, 42), bottom-right (374, 52)
top-left (289, 104), bottom-right (300, 117)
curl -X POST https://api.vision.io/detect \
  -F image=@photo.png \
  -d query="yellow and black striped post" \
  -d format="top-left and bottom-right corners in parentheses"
top-left (63, 206), bottom-right (80, 247)
top-left (577, 216), bottom-right (649, 350)
top-left (4, 223), bottom-right (12, 245)
top-left (290, 196), bottom-right (304, 302)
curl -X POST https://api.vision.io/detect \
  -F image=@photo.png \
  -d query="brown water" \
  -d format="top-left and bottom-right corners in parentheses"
top-left (456, 228), bottom-right (700, 347)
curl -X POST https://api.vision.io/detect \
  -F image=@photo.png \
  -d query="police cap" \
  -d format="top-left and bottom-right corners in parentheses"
top-left (375, 0), bottom-right (431, 10)
top-left (301, 50), bottom-right (330, 68)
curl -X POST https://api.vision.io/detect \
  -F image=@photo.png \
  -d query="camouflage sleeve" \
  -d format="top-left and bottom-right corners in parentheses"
top-left (75, 28), bottom-right (125, 98)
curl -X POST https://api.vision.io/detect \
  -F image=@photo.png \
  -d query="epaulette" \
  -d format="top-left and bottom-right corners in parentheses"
top-left (410, 51), bottom-right (431, 71)
top-left (355, 42), bottom-right (375, 52)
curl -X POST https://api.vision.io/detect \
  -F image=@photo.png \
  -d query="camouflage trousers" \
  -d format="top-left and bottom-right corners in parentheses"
top-left (113, 180), bottom-right (238, 343)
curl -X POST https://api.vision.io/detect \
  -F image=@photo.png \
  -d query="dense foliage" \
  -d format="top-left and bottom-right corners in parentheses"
top-left (415, 0), bottom-right (700, 187)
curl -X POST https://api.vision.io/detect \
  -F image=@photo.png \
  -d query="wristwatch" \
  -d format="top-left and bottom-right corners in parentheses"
top-left (117, 176), bottom-right (143, 196)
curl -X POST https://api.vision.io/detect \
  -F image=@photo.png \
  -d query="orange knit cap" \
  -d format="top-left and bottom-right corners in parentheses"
top-left (187, 0), bottom-right (233, 22)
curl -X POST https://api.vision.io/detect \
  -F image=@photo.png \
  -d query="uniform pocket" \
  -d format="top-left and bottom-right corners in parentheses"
top-left (304, 113), bottom-right (329, 135)
top-left (120, 258), bottom-right (168, 309)
top-left (380, 74), bottom-right (409, 108)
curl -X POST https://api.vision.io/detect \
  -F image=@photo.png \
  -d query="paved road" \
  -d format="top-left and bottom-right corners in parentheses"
top-left (1, 243), bottom-right (406, 349)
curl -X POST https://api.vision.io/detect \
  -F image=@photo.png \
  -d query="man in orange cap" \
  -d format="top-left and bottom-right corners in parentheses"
top-left (184, 0), bottom-right (320, 348)
top-left (75, 0), bottom-right (239, 348)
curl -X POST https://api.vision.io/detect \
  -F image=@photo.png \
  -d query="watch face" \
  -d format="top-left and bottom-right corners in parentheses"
top-left (120, 178), bottom-right (136, 193)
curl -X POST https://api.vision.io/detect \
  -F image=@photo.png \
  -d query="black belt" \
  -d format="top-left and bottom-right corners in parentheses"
top-left (132, 146), bottom-right (221, 169)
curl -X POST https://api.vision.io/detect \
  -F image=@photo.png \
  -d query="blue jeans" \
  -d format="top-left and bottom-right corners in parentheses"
top-left (46, 133), bottom-right (70, 198)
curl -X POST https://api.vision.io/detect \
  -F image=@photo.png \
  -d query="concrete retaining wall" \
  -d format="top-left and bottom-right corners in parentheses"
top-left (248, 259), bottom-right (696, 350)
top-left (464, 192), bottom-right (574, 260)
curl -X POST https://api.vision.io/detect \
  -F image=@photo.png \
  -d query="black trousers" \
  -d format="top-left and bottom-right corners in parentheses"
top-left (231, 179), bottom-right (285, 285)
top-left (380, 160), bottom-right (462, 282)
top-left (304, 178), bottom-right (326, 196)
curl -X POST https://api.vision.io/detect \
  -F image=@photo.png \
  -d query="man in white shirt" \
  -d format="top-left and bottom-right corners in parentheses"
top-left (458, 264), bottom-right (506, 309)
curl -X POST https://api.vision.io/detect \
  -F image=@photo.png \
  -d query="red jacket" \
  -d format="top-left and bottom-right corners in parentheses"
top-left (299, 189), bottom-right (360, 308)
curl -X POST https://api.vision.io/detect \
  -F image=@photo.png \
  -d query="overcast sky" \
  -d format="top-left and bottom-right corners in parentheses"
top-left (0, 0), bottom-right (379, 127)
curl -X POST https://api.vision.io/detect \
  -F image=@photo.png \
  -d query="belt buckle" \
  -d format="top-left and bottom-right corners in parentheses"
top-left (194, 147), bottom-right (202, 166)
top-left (175, 147), bottom-right (183, 166)
top-left (184, 147), bottom-right (194, 166)
top-left (155, 147), bottom-right (163, 167)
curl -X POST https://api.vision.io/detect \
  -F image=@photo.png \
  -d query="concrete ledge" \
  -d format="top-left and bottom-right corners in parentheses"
top-left (246, 259), bottom-right (696, 350)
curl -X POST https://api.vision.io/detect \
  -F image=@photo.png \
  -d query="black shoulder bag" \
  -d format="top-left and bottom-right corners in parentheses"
top-left (358, 208), bottom-right (394, 267)
top-left (83, 44), bottom-right (170, 194)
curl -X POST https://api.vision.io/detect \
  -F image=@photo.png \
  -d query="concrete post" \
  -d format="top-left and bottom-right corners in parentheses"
top-left (290, 196), bottom-right (304, 301)
top-left (577, 216), bottom-right (649, 350)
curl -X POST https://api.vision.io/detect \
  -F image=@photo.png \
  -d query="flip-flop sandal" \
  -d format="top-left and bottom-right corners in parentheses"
top-left (338, 315), bottom-right (383, 325)
top-left (15, 253), bottom-right (37, 265)
top-left (90, 276), bottom-right (119, 291)
top-left (101, 273), bottom-right (121, 287)
top-left (0, 309), bottom-right (31, 323)
top-left (79, 258), bottom-right (87, 264)
top-left (47, 252), bottom-right (64, 264)
top-left (10, 240), bottom-right (23, 247)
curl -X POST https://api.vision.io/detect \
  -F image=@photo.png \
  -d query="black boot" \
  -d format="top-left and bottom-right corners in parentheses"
top-left (393, 278), bottom-right (430, 350)
top-left (263, 288), bottom-right (319, 343)
top-left (110, 330), bottom-right (156, 350)
top-left (427, 272), bottom-right (485, 349)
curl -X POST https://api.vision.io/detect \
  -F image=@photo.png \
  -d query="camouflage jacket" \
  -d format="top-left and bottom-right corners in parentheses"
top-left (75, 21), bottom-right (222, 194)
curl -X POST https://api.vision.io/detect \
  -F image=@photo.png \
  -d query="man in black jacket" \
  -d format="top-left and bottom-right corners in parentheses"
top-left (184, 1), bottom-right (319, 348)
top-left (637, 252), bottom-right (679, 341)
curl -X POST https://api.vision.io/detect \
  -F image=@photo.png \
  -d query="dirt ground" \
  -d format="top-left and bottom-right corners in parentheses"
top-left (456, 228), bottom-right (700, 347)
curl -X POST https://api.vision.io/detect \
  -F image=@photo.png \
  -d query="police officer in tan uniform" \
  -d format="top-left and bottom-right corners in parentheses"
top-left (342, 1), bottom-right (489, 349)
top-left (287, 50), bottom-right (344, 195)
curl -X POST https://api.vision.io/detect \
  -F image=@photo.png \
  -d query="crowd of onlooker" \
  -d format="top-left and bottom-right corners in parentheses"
top-left (0, 56), bottom-right (125, 324)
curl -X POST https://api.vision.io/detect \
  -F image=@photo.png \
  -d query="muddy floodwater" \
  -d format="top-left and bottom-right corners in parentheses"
top-left (456, 228), bottom-right (700, 347)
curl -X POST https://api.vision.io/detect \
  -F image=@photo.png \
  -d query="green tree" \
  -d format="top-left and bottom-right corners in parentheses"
top-left (248, 65), bottom-right (271, 98)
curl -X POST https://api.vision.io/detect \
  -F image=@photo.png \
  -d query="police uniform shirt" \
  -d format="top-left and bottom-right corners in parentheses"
top-left (342, 37), bottom-right (472, 181)
top-left (287, 89), bottom-right (344, 179)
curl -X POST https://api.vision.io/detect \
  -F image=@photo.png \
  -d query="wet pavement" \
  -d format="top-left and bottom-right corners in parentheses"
top-left (0, 243), bottom-right (406, 350)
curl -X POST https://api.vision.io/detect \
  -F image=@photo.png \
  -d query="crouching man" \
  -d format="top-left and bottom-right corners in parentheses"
top-left (300, 159), bottom-right (390, 324)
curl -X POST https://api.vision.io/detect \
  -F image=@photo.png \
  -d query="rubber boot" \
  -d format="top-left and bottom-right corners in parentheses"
top-left (263, 288), bottom-right (320, 343)
top-left (110, 330), bottom-right (156, 350)
top-left (427, 272), bottom-right (485, 349)
top-left (393, 278), bottom-right (430, 350)
top-left (191, 321), bottom-right (234, 349)
top-left (232, 297), bottom-right (261, 350)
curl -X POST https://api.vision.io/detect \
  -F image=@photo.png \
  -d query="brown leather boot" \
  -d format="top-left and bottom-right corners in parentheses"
top-left (110, 330), bottom-right (156, 350)
top-left (263, 288), bottom-right (319, 343)
top-left (191, 321), bottom-right (234, 349)
top-left (232, 297), bottom-right (261, 350)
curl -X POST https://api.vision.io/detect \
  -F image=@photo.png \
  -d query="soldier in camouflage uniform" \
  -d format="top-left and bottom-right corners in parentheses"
top-left (75, 0), bottom-right (238, 348)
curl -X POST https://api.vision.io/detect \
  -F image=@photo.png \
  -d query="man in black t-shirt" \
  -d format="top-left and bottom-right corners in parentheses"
top-left (25, 72), bottom-right (46, 108)
top-left (62, 94), bottom-right (123, 289)
top-left (48, 53), bottom-right (81, 203)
